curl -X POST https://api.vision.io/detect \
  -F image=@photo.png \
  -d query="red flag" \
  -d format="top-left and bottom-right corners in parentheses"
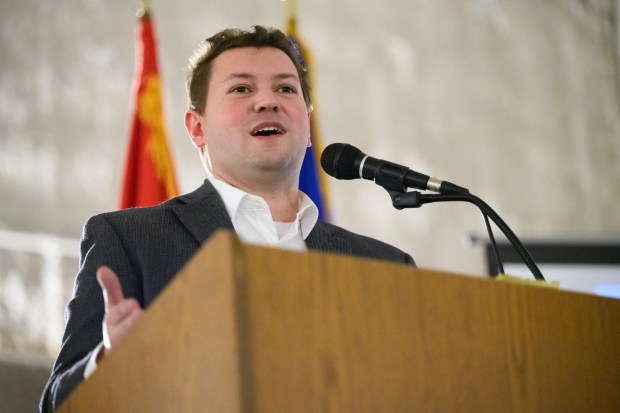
top-left (118, 11), bottom-right (178, 209)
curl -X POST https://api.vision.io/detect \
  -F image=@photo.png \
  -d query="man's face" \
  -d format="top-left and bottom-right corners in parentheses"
top-left (187, 46), bottom-right (312, 187)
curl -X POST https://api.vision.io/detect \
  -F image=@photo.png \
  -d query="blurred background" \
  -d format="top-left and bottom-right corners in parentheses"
top-left (1, 0), bottom-right (619, 411)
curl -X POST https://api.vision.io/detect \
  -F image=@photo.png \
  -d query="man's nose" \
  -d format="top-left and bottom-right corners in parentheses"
top-left (254, 92), bottom-right (280, 112)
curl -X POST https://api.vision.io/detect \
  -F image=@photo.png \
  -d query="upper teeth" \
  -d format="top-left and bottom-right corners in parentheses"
top-left (255, 127), bottom-right (280, 135)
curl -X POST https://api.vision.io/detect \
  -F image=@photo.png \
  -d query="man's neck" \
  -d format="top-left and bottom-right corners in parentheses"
top-left (258, 191), bottom-right (299, 222)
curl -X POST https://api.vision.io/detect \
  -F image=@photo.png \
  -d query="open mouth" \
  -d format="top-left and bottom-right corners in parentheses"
top-left (251, 125), bottom-right (285, 137)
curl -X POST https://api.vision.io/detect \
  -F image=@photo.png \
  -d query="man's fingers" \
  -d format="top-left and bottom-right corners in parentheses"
top-left (102, 299), bottom-right (144, 353)
top-left (97, 266), bottom-right (125, 310)
top-left (103, 298), bottom-right (141, 325)
top-left (111, 305), bottom-right (143, 338)
top-left (97, 266), bottom-right (144, 358)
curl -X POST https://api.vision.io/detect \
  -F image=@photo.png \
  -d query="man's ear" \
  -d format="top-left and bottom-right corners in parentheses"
top-left (306, 110), bottom-right (313, 148)
top-left (184, 110), bottom-right (206, 149)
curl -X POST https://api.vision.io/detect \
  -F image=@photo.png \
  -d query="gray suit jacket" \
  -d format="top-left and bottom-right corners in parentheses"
top-left (40, 180), bottom-right (414, 412)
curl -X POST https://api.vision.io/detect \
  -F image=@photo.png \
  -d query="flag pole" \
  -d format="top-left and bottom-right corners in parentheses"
top-left (282, 0), bottom-right (298, 31)
top-left (137, 0), bottom-right (151, 18)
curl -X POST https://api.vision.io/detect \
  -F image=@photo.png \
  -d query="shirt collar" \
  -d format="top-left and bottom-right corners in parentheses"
top-left (208, 176), bottom-right (319, 240)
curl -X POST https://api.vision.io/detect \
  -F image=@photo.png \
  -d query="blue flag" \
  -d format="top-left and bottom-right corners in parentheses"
top-left (285, 14), bottom-right (330, 221)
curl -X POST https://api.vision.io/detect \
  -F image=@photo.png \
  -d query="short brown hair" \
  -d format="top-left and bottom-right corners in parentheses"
top-left (186, 25), bottom-right (311, 113)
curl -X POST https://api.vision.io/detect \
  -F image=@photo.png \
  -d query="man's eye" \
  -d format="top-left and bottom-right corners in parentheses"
top-left (231, 86), bottom-right (250, 93)
top-left (278, 85), bottom-right (297, 94)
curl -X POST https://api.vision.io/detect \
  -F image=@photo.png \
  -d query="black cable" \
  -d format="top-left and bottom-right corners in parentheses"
top-left (481, 211), bottom-right (505, 276)
top-left (391, 191), bottom-right (545, 281)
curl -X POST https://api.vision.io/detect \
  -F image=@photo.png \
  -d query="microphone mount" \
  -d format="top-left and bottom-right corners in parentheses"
top-left (363, 157), bottom-right (470, 194)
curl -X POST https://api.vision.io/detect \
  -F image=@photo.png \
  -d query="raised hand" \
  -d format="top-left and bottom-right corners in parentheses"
top-left (96, 266), bottom-right (144, 359)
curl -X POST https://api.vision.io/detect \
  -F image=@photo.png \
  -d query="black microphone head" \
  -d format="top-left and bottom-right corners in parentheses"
top-left (320, 143), bottom-right (363, 180)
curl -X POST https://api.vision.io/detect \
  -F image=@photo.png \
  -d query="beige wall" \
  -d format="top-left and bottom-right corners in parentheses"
top-left (1, 0), bottom-right (619, 356)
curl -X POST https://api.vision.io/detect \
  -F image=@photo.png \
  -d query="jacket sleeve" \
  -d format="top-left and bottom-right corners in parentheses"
top-left (40, 214), bottom-right (143, 413)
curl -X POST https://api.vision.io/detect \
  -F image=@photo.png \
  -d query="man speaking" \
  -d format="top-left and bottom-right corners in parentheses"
top-left (40, 25), bottom-right (413, 413)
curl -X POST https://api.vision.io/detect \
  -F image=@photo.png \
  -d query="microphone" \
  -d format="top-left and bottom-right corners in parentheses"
top-left (320, 143), bottom-right (468, 194)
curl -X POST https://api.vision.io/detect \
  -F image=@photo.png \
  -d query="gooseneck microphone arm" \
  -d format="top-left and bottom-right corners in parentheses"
top-left (388, 190), bottom-right (545, 281)
top-left (320, 143), bottom-right (546, 282)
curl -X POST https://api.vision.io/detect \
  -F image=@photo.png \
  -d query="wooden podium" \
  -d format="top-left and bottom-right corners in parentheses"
top-left (57, 231), bottom-right (620, 412)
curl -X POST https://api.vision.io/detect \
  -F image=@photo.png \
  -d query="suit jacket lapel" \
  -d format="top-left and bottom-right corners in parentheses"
top-left (171, 180), bottom-right (352, 256)
top-left (171, 180), bottom-right (234, 245)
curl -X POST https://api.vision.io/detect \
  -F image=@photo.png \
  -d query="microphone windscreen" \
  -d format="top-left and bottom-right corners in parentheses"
top-left (320, 143), bottom-right (362, 180)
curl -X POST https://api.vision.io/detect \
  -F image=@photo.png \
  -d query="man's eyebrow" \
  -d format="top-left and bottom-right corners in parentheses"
top-left (273, 73), bottom-right (299, 81)
top-left (223, 72), bottom-right (299, 82)
top-left (224, 73), bottom-right (253, 81)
